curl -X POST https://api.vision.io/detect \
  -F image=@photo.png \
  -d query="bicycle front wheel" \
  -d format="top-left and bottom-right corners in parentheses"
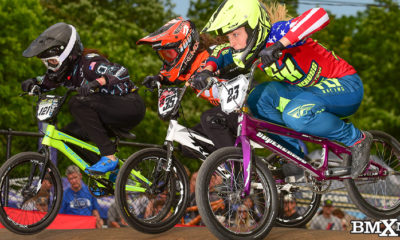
top-left (196, 147), bottom-right (278, 240)
top-left (345, 130), bottom-right (400, 219)
top-left (0, 152), bottom-right (62, 234)
top-left (115, 148), bottom-right (189, 233)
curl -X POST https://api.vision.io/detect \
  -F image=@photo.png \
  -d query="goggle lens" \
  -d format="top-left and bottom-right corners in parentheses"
top-left (157, 49), bottom-right (178, 63)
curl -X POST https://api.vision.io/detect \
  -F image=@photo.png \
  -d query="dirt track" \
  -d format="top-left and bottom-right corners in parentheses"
top-left (0, 226), bottom-right (392, 240)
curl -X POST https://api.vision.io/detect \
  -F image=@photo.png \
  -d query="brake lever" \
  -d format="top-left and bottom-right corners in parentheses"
top-left (28, 85), bottom-right (41, 96)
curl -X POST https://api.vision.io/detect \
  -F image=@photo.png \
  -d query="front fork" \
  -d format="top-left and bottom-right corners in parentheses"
top-left (152, 141), bottom-right (174, 193)
top-left (35, 147), bottom-right (51, 192)
top-left (20, 147), bottom-right (51, 202)
top-left (236, 136), bottom-right (253, 196)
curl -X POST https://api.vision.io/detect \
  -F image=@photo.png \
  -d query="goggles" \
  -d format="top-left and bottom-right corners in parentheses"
top-left (41, 56), bottom-right (62, 72)
top-left (157, 48), bottom-right (178, 64)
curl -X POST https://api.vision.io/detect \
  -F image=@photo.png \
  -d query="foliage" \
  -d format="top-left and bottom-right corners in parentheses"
top-left (187, 0), bottom-right (224, 29)
top-left (187, 0), bottom-right (299, 30)
top-left (0, 0), bottom-right (46, 159)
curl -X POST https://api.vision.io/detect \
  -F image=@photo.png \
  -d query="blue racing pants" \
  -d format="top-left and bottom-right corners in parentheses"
top-left (247, 74), bottom-right (363, 153)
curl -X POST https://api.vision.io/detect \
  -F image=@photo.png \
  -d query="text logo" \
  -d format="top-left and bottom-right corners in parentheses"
top-left (351, 219), bottom-right (400, 237)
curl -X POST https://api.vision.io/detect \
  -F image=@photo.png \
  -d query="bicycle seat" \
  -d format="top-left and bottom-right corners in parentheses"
top-left (109, 127), bottom-right (136, 140)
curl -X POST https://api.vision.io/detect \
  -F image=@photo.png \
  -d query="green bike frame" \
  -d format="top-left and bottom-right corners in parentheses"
top-left (41, 124), bottom-right (150, 193)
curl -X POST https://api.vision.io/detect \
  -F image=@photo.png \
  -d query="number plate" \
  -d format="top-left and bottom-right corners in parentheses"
top-left (158, 88), bottom-right (179, 117)
top-left (219, 75), bottom-right (249, 114)
top-left (37, 96), bottom-right (61, 121)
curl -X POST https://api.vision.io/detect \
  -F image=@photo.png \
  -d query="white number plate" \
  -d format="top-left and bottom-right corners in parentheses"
top-left (219, 75), bottom-right (249, 114)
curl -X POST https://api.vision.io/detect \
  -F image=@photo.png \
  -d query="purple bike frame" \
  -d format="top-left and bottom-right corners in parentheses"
top-left (235, 112), bottom-right (387, 195)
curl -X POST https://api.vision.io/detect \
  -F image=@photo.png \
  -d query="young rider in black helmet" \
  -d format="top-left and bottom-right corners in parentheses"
top-left (21, 22), bottom-right (146, 175)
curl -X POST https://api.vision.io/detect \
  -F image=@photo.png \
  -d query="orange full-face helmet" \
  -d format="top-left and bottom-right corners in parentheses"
top-left (137, 17), bottom-right (200, 82)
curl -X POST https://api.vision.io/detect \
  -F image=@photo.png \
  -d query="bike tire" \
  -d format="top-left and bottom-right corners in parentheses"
top-left (266, 153), bottom-right (321, 228)
top-left (345, 130), bottom-right (400, 219)
top-left (115, 148), bottom-right (189, 233)
top-left (196, 147), bottom-right (278, 240)
top-left (0, 152), bottom-right (62, 234)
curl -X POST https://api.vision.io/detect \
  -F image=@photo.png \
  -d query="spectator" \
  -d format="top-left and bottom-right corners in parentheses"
top-left (282, 194), bottom-right (300, 220)
top-left (310, 199), bottom-right (343, 230)
top-left (22, 173), bottom-right (53, 212)
top-left (59, 165), bottom-right (103, 228)
top-left (244, 196), bottom-right (262, 222)
top-left (144, 198), bottom-right (170, 219)
top-left (189, 171), bottom-right (198, 205)
top-left (233, 205), bottom-right (254, 231)
top-left (131, 194), bottom-right (149, 218)
top-left (131, 188), bottom-right (171, 220)
top-left (332, 208), bottom-right (353, 230)
top-left (184, 171), bottom-right (200, 225)
top-left (107, 202), bottom-right (128, 228)
top-left (40, 173), bottom-right (53, 194)
top-left (35, 192), bottom-right (50, 212)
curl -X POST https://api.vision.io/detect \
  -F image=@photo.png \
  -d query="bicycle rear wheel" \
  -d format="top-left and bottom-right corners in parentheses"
top-left (0, 152), bottom-right (62, 234)
top-left (115, 148), bottom-right (189, 233)
top-left (345, 130), bottom-right (400, 219)
top-left (196, 147), bottom-right (278, 240)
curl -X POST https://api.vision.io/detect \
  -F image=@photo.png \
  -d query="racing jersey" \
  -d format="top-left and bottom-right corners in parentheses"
top-left (206, 8), bottom-right (356, 87)
top-left (159, 48), bottom-right (245, 106)
top-left (37, 53), bottom-right (136, 95)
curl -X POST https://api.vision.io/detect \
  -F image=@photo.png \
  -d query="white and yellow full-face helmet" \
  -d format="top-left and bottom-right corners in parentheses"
top-left (202, 0), bottom-right (271, 68)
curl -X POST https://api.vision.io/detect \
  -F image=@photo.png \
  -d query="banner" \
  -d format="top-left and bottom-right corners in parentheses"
top-left (0, 207), bottom-right (96, 229)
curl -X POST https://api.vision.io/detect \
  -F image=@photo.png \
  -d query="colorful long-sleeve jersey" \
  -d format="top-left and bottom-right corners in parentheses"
top-left (158, 48), bottom-right (246, 106)
top-left (206, 8), bottom-right (356, 87)
top-left (37, 53), bottom-right (136, 95)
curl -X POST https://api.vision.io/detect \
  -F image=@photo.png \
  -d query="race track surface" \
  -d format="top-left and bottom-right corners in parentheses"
top-left (0, 226), bottom-right (390, 240)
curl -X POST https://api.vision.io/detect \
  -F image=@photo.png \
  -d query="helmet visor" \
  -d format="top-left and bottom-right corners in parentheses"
top-left (157, 48), bottom-right (178, 64)
top-left (41, 56), bottom-right (61, 72)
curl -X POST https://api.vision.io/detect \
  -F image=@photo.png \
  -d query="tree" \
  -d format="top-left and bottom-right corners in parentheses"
top-left (0, 0), bottom-right (46, 158)
top-left (346, 0), bottom-right (400, 138)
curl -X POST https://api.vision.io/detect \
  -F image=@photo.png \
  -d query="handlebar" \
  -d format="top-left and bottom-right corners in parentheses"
top-left (196, 58), bottom-right (261, 98)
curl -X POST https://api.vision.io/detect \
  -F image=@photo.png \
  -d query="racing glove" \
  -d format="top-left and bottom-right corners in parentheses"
top-left (21, 78), bottom-right (37, 92)
top-left (142, 75), bottom-right (161, 89)
top-left (192, 70), bottom-right (213, 90)
top-left (258, 41), bottom-right (285, 67)
top-left (79, 80), bottom-right (101, 97)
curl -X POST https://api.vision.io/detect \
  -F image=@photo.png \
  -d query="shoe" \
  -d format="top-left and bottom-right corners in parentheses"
top-left (350, 131), bottom-right (373, 179)
top-left (108, 169), bottom-right (119, 183)
top-left (86, 156), bottom-right (118, 175)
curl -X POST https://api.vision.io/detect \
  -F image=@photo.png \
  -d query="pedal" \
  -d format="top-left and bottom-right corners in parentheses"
top-left (88, 177), bottom-right (114, 198)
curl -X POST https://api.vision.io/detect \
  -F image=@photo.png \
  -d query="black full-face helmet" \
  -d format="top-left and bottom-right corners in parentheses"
top-left (23, 22), bottom-right (83, 82)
